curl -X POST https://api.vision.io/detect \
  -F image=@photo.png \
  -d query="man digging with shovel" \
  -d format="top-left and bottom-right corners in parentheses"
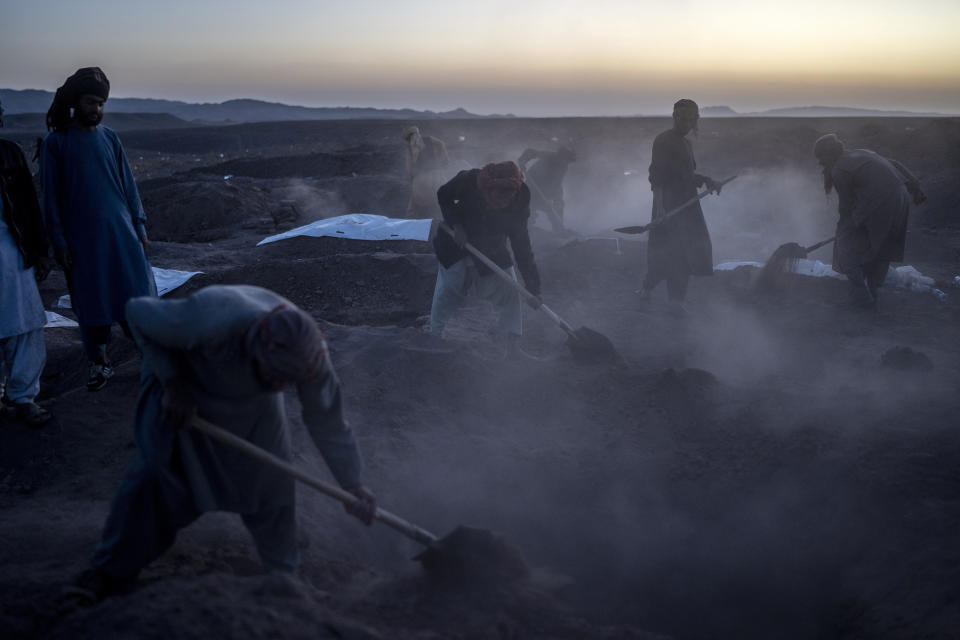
top-left (813, 133), bottom-right (926, 307)
top-left (67, 285), bottom-right (377, 603)
top-left (429, 161), bottom-right (543, 350)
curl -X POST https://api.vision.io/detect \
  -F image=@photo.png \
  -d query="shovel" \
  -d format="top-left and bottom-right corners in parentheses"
top-left (190, 416), bottom-right (529, 584)
top-left (756, 235), bottom-right (837, 290)
top-left (614, 175), bottom-right (737, 235)
top-left (438, 222), bottom-right (619, 362)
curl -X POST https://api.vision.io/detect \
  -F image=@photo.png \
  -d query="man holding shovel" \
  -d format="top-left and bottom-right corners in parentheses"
top-left (813, 133), bottom-right (926, 306)
top-left (429, 161), bottom-right (542, 344)
top-left (639, 99), bottom-right (724, 311)
top-left (518, 146), bottom-right (577, 234)
top-left (69, 285), bottom-right (376, 602)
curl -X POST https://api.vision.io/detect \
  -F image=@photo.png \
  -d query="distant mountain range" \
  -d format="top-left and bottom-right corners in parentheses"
top-left (700, 105), bottom-right (952, 117)
top-left (1, 88), bottom-right (951, 123)
top-left (0, 88), bottom-right (506, 123)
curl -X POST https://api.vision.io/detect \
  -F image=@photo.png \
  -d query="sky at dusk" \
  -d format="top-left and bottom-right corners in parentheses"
top-left (2, 0), bottom-right (959, 116)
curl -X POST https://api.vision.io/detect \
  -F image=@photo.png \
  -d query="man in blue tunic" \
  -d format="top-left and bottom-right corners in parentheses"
top-left (0, 101), bottom-right (53, 426)
top-left (70, 285), bottom-right (377, 602)
top-left (41, 67), bottom-right (156, 391)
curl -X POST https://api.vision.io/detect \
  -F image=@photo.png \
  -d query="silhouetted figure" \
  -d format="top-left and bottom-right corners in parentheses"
top-left (0, 102), bottom-right (53, 426)
top-left (430, 161), bottom-right (541, 341)
top-left (401, 125), bottom-right (450, 218)
top-left (517, 146), bottom-right (576, 233)
top-left (640, 99), bottom-right (722, 310)
top-left (813, 133), bottom-right (926, 306)
top-left (41, 67), bottom-right (157, 391)
top-left (70, 285), bottom-right (377, 603)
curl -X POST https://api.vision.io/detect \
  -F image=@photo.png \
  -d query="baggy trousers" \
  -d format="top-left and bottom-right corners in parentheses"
top-left (92, 380), bottom-right (299, 579)
top-left (0, 327), bottom-right (46, 404)
top-left (429, 259), bottom-right (523, 336)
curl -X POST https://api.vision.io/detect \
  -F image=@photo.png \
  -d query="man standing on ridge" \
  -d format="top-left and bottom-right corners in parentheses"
top-left (640, 99), bottom-right (723, 313)
top-left (41, 67), bottom-right (157, 391)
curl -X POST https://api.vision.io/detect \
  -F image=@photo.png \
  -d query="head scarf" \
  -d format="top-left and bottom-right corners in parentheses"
top-left (246, 305), bottom-right (327, 385)
top-left (46, 67), bottom-right (111, 131)
top-left (477, 161), bottom-right (524, 209)
top-left (673, 98), bottom-right (699, 117)
top-left (813, 133), bottom-right (844, 161)
top-left (814, 134), bottom-right (845, 195)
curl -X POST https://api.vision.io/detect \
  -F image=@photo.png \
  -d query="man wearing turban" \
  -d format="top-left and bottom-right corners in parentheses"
top-left (813, 133), bottom-right (926, 305)
top-left (71, 285), bottom-right (376, 601)
top-left (640, 99), bottom-right (723, 311)
top-left (41, 67), bottom-right (157, 391)
top-left (430, 161), bottom-right (542, 341)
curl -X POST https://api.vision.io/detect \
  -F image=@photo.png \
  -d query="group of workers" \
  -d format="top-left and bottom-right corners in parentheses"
top-left (0, 67), bottom-right (927, 604)
top-left (417, 97), bottom-right (926, 331)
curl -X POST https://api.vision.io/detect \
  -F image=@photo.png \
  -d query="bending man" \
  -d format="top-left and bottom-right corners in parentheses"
top-left (814, 133), bottom-right (926, 306)
top-left (430, 161), bottom-right (541, 341)
top-left (74, 285), bottom-right (376, 601)
top-left (41, 67), bottom-right (156, 391)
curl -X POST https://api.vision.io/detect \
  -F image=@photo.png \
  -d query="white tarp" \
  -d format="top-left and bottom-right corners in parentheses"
top-left (714, 260), bottom-right (946, 299)
top-left (44, 311), bottom-right (78, 328)
top-left (714, 258), bottom-right (844, 279)
top-left (58, 266), bottom-right (203, 309)
top-left (257, 214), bottom-right (432, 246)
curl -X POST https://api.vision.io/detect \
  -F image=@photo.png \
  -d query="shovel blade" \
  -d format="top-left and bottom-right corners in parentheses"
top-left (566, 327), bottom-right (620, 362)
top-left (415, 526), bottom-right (530, 586)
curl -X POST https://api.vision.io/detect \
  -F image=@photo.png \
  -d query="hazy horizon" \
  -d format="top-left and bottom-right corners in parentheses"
top-left (2, 0), bottom-right (958, 117)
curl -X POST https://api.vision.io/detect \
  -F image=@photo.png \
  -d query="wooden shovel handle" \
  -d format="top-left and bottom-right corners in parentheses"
top-left (804, 236), bottom-right (836, 254)
top-left (438, 222), bottom-right (578, 338)
top-left (189, 416), bottom-right (438, 547)
top-left (616, 175), bottom-right (737, 236)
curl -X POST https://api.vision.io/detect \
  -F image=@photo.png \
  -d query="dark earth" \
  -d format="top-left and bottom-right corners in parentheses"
top-left (1, 115), bottom-right (959, 639)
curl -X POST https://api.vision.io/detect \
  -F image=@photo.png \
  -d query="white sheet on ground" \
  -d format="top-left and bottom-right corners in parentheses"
top-left (44, 311), bottom-right (78, 328)
top-left (257, 214), bottom-right (432, 246)
top-left (58, 266), bottom-right (203, 309)
top-left (714, 260), bottom-right (946, 299)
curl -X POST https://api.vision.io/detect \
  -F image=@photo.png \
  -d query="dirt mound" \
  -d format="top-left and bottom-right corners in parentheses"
top-left (190, 150), bottom-right (403, 179)
top-left (47, 573), bottom-right (381, 640)
top-left (185, 249), bottom-right (437, 327)
top-left (141, 178), bottom-right (276, 242)
top-left (880, 346), bottom-right (934, 371)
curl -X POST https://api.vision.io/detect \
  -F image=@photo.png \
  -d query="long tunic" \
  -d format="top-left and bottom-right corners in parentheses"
top-left (647, 129), bottom-right (713, 278)
top-left (41, 126), bottom-right (156, 326)
top-left (829, 149), bottom-right (912, 274)
top-left (125, 285), bottom-right (363, 514)
top-left (0, 192), bottom-right (46, 339)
